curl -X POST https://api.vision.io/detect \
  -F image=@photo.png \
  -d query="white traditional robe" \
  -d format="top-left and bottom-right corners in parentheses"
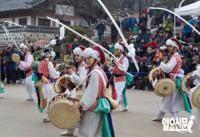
top-left (190, 68), bottom-right (200, 129)
top-left (78, 66), bottom-right (106, 137)
top-left (71, 61), bottom-right (87, 85)
top-left (159, 52), bottom-right (182, 117)
top-left (114, 55), bottom-right (129, 102)
top-left (63, 62), bottom-right (87, 134)
top-left (42, 59), bottom-right (60, 118)
top-left (18, 52), bottom-right (35, 100)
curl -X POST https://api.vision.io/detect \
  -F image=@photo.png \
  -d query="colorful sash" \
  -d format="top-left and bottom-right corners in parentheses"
top-left (176, 77), bottom-right (192, 113)
top-left (122, 73), bottom-right (134, 108)
top-left (32, 63), bottom-right (44, 112)
top-left (0, 81), bottom-right (4, 94)
top-left (95, 97), bottom-right (115, 137)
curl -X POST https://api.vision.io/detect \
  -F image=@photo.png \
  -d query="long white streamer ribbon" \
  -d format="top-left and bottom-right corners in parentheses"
top-left (97, 0), bottom-right (139, 72)
top-left (0, 24), bottom-right (23, 54)
top-left (47, 17), bottom-right (134, 76)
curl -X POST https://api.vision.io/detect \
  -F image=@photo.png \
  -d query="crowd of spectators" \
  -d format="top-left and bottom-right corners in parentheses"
top-left (1, 11), bottom-right (200, 91)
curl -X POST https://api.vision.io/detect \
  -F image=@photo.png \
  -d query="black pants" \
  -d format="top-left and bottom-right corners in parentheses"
top-left (1, 64), bottom-right (5, 81)
top-left (5, 63), bottom-right (17, 84)
top-left (16, 69), bottom-right (25, 81)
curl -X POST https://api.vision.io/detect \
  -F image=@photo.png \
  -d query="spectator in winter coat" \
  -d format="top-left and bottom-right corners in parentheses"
top-left (96, 22), bottom-right (106, 43)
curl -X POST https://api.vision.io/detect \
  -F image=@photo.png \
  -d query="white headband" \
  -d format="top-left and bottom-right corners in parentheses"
top-left (20, 43), bottom-right (28, 49)
top-left (114, 43), bottom-right (124, 51)
top-left (83, 48), bottom-right (100, 61)
top-left (73, 47), bottom-right (83, 56)
top-left (166, 39), bottom-right (179, 49)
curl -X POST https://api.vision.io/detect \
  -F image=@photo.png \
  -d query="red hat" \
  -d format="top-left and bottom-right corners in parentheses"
top-left (79, 45), bottom-right (86, 51)
top-left (67, 44), bottom-right (73, 49)
top-left (93, 46), bottom-right (105, 65)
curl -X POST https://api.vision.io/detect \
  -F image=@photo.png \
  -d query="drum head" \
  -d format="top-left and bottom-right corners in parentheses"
top-left (48, 98), bottom-right (81, 129)
top-left (181, 72), bottom-right (193, 94)
top-left (11, 54), bottom-right (20, 62)
top-left (54, 76), bottom-right (76, 94)
top-left (191, 86), bottom-right (200, 109)
top-left (154, 78), bottom-right (175, 97)
top-left (148, 67), bottom-right (161, 82)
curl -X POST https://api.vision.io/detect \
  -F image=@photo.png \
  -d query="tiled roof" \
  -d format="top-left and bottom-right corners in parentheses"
top-left (0, 0), bottom-right (46, 12)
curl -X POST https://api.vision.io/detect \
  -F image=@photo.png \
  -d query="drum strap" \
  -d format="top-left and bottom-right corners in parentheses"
top-left (67, 68), bottom-right (107, 99)
top-left (93, 69), bottom-right (107, 88)
top-left (88, 69), bottom-right (108, 112)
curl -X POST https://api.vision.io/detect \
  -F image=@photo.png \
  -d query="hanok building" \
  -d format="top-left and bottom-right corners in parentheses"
top-left (0, 0), bottom-right (81, 47)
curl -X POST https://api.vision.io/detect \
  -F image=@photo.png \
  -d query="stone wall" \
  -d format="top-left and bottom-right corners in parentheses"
top-left (0, 26), bottom-right (59, 46)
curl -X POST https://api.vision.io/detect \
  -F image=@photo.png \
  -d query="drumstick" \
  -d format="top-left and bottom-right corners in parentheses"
top-left (62, 70), bottom-right (96, 99)
top-left (0, 24), bottom-right (23, 54)
top-left (73, 69), bottom-right (103, 91)
top-left (47, 17), bottom-right (133, 76)
top-left (47, 17), bottom-right (119, 67)
top-left (1, 24), bottom-right (23, 54)
top-left (97, 0), bottom-right (139, 72)
top-left (97, 0), bottom-right (128, 47)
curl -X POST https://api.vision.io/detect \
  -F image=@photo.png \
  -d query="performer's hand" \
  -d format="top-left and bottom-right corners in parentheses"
top-left (68, 102), bottom-right (81, 112)
top-left (16, 61), bottom-right (20, 65)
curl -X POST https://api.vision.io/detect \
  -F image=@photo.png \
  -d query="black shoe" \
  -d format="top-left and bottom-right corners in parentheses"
top-left (43, 118), bottom-right (50, 123)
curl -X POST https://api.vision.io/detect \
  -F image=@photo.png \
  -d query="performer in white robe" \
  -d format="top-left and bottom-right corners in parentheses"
top-left (17, 43), bottom-right (35, 101)
top-left (153, 38), bottom-right (183, 121)
top-left (68, 46), bottom-right (109, 137)
top-left (70, 46), bottom-right (87, 85)
top-left (38, 48), bottom-right (60, 122)
top-left (61, 46), bottom-right (87, 136)
top-left (190, 64), bottom-right (200, 129)
top-left (112, 42), bottom-right (129, 111)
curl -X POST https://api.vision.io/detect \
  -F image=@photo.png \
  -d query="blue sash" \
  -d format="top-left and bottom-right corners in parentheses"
top-left (0, 81), bottom-right (4, 94)
top-left (95, 97), bottom-right (115, 137)
top-left (176, 77), bottom-right (192, 113)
